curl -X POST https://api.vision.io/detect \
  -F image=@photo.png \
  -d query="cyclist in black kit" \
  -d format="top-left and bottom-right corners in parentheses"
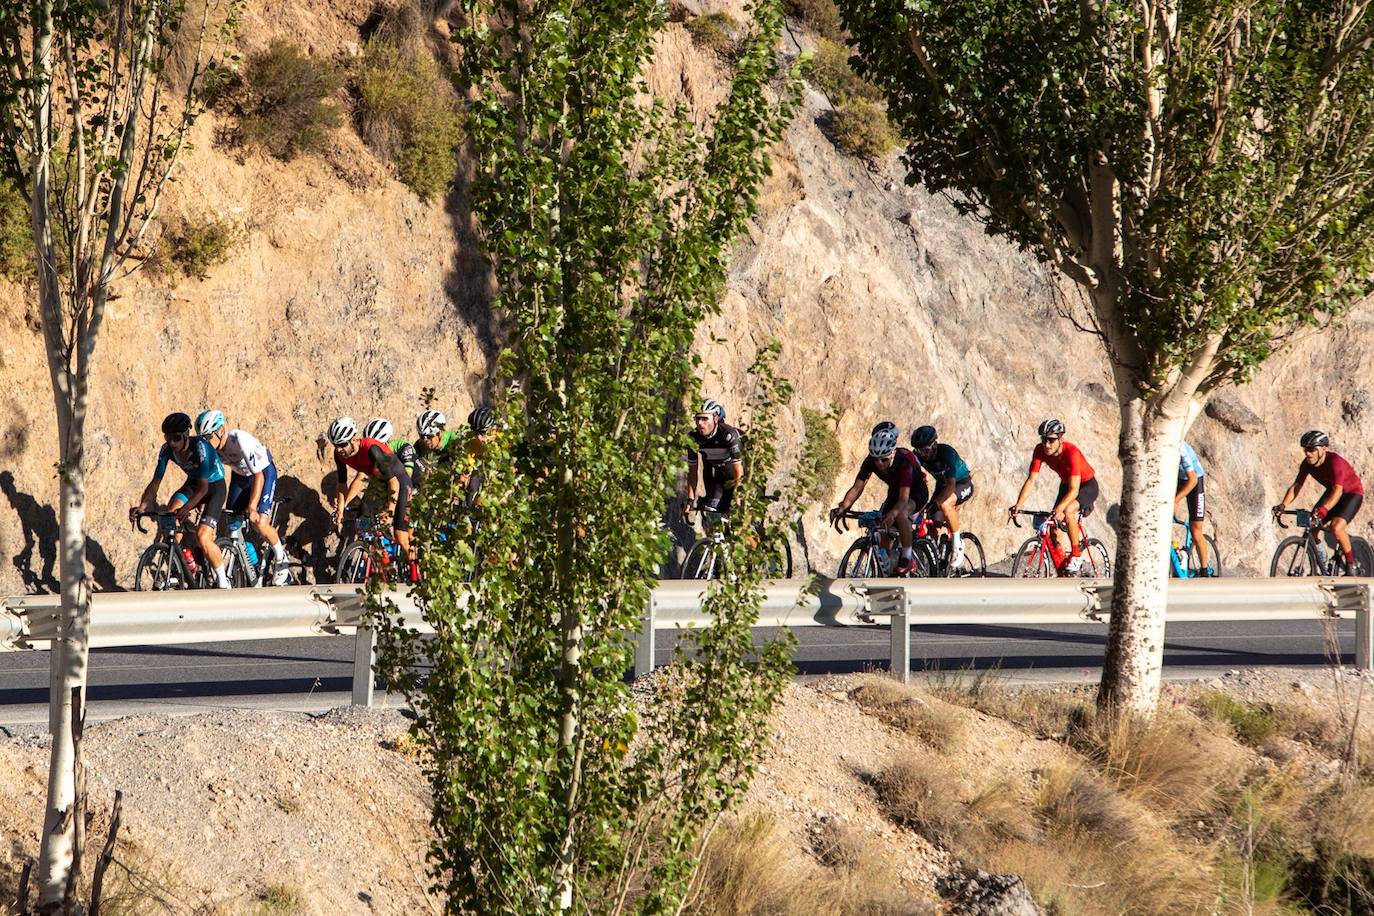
top-left (682, 398), bottom-right (743, 522)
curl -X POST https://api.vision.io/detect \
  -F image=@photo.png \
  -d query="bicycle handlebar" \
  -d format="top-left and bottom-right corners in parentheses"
top-left (830, 508), bottom-right (882, 533)
top-left (1007, 509), bottom-right (1051, 530)
top-left (1272, 508), bottom-right (1317, 531)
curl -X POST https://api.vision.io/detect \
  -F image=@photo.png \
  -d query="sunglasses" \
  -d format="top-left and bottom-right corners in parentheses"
top-left (1041, 436), bottom-right (1060, 444)
top-left (165, 433), bottom-right (187, 444)
top-left (693, 414), bottom-right (715, 422)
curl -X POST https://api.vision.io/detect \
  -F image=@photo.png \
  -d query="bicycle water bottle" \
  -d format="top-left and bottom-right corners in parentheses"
top-left (1314, 542), bottom-right (1330, 572)
top-left (1048, 539), bottom-right (1066, 572)
top-left (877, 547), bottom-right (892, 576)
top-left (181, 547), bottom-right (199, 574)
top-left (244, 541), bottom-right (259, 567)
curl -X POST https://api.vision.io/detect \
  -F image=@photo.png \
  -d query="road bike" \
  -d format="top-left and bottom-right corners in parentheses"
top-left (1270, 509), bottom-right (1374, 577)
top-left (914, 509), bottom-right (985, 577)
top-left (215, 498), bottom-right (307, 587)
top-left (335, 507), bottom-right (407, 584)
top-left (133, 510), bottom-right (212, 590)
top-left (832, 509), bottom-right (936, 578)
top-left (1009, 510), bottom-right (1111, 578)
top-left (680, 501), bottom-right (793, 580)
top-left (1168, 517), bottom-right (1221, 578)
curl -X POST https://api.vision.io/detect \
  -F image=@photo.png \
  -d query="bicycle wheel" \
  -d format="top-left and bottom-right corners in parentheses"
top-left (1079, 538), bottom-right (1112, 577)
top-left (838, 539), bottom-right (875, 577)
top-left (1346, 537), bottom-right (1374, 577)
top-left (681, 539), bottom-right (717, 580)
top-left (946, 533), bottom-right (985, 577)
top-left (335, 540), bottom-right (373, 584)
top-left (215, 538), bottom-right (250, 588)
top-left (134, 543), bottom-right (183, 591)
top-left (1012, 537), bottom-right (1052, 578)
top-left (899, 541), bottom-right (939, 578)
top-left (1186, 535), bottom-right (1221, 577)
top-left (1270, 537), bottom-right (1317, 577)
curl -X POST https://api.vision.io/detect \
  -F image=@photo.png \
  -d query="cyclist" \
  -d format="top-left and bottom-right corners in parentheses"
top-left (683, 398), bottom-right (743, 523)
top-left (829, 424), bottom-right (929, 575)
top-left (328, 416), bottom-right (415, 573)
top-left (1272, 430), bottom-right (1364, 570)
top-left (195, 410), bottom-right (293, 585)
top-left (1008, 418), bottom-right (1099, 575)
top-left (414, 409), bottom-right (459, 490)
top-left (910, 425), bottom-right (974, 567)
top-left (362, 418), bottom-right (420, 484)
top-left (1176, 440), bottom-right (1212, 575)
top-left (460, 405), bottom-right (497, 504)
top-left (128, 411), bottom-right (232, 589)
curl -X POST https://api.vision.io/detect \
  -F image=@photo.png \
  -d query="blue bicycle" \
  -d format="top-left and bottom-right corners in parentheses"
top-left (1168, 517), bottom-right (1221, 578)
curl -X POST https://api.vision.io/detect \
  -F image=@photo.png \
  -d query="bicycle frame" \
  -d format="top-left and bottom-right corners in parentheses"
top-left (1009, 509), bottom-right (1110, 578)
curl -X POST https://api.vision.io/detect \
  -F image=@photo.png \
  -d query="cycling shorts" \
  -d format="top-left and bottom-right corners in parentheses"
top-left (226, 465), bottom-right (278, 518)
top-left (696, 480), bottom-right (735, 516)
top-left (1322, 492), bottom-right (1363, 525)
top-left (1055, 476), bottom-right (1099, 518)
top-left (392, 475), bottom-right (412, 532)
top-left (1176, 476), bottom-right (1205, 522)
top-left (930, 478), bottom-right (974, 509)
top-left (171, 477), bottom-right (227, 531)
top-left (881, 474), bottom-right (929, 519)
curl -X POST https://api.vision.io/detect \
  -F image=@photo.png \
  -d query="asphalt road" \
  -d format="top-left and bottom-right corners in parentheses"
top-left (0, 617), bottom-right (1358, 728)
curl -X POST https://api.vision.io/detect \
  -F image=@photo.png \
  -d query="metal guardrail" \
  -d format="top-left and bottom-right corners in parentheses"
top-left (1, 577), bottom-right (1369, 705)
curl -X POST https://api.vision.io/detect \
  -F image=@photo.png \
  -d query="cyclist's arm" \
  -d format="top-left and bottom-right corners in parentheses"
top-left (833, 475), bottom-right (867, 515)
top-left (725, 458), bottom-right (743, 487)
top-left (1274, 474), bottom-right (1305, 514)
top-left (131, 475), bottom-right (164, 520)
top-left (1009, 469), bottom-right (1038, 515)
top-left (684, 452), bottom-right (701, 505)
top-left (337, 471), bottom-right (368, 524)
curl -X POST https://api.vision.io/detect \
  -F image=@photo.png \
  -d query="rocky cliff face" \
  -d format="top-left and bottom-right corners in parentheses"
top-left (0, 2), bottom-right (1368, 592)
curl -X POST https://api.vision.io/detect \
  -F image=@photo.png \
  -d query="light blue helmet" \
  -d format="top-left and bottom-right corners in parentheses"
top-left (195, 409), bottom-right (225, 436)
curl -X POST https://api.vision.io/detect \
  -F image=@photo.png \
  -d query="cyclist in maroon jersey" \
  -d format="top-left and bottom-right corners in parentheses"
top-left (326, 416), bottom-right (415, 569)
top-left (1272, 430), bottom-right (1364, 568)
top-left (1008, 418), bottom-right (1100, 575)
top-left (829, 424), bottom-right (930, 575)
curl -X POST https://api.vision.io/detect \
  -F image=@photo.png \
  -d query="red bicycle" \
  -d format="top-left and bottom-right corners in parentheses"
top-left (1009, 509), bottom-right (1110, 578)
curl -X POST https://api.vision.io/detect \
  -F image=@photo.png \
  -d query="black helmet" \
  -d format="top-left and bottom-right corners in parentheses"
top-left (161, 412), bottom-right (193, 437)
top-left (1037, 418), bottom-right (1065, 438)
top-left (468, 406), bottom-right (495, 434)
top-left (1300, 429), bottom-right (1330, 449)
top-left (871, 420), bottom-right (896, 436)
top-left (911, 425), bottom-right (938, 449)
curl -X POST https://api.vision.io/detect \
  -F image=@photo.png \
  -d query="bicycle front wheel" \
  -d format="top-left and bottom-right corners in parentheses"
top-left (1012, 537), bottom-right (1052, 578)
top-left (946, 533), bottom-right (985, 577)
top-left (1270, 537), bottom-right (1317, 577)
top-left (838, 539), bottom-right (878, 577)
top-left (215, 538), bottom-right (250, 588)
top-left (336, 540), bottom-right (373, 584)
top-left (1081, 538), bottom-right (1111, 578)
top-left (682, 539), bottom-right (717, 580)
top-left (763, 537), bottom-right (793, 579)
top-left (134, 543), bottom-right (183, 591)
top-left (1187, 535), bottom-right (1221, 577)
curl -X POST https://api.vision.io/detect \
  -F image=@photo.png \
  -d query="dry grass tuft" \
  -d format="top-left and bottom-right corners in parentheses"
top-left (850, 677), bottom-right (965, 751)
top-left (1035, 763), bottom-right (1141, 843)
top-left (811, 818), bottom-right (863, 872)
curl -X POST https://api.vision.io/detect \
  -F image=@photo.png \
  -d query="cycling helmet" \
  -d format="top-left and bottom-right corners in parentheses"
top-left (363, 418), bottom-right (393, 442)
top-left (161, 412), bottom-right (193, 437)
top-left (468, 406), bottom-right (495, 434)
top-left (1037, 418), bottom-right (1066, 438)
top-left (911, 425), bottom-right (938, 449)
top-left (417, 409), bottom-right (447, 437)
top-left (195, 409), bottom-right (226, 437)
top-left (871, 420), bottom-right (897, 435)
top-left (326, 416), bottom-right (357, 446)
top-left (868, 425), bottom-right (899, 459)
top-left (1300, 429), bottom-right (1330, 449)
top-left (698, 398), bottom-right (726, 421)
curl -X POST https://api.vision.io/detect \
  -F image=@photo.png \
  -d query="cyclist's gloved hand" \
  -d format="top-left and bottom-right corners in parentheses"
top-left (1311, 506), bottom-right (1329, 526)
top-left (1271, 504), bottom-right (1285, 519)
top-left (829, 506), bottom-right (842, 530)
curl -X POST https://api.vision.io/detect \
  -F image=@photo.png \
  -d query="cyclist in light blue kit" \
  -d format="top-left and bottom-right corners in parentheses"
top-left (1175, 441), bottom-right (1212, 575)
top-left (196, 409), bottom-right (293, 585)
top-left (128, 411), bottom-right (232, 588)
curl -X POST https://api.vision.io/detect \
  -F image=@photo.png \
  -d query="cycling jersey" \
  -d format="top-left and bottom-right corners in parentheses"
top-left (1178, 441), bottom-right (1205, 480)
top-left (1296, 451), bottom-right (1365, 495)
top-left (922, 443), bottom-right (971, 483)
top-left (688, 423), bottom-right (744, 471)
top-left (337, 437), bottom-right (406, 480)
top-left (858, 447), bottom-right (924, 490)
top-left (155, 436), bottom-right (224, 483)
top-left (219, 429), bottom-right (273, 478)
top-left (415, 430), bottom-right (460, 462)
top-left (1030, 441), bottom-right (1095, 484)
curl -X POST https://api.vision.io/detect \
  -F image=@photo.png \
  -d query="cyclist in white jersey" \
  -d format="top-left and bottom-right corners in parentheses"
top-left (196, 410), bottom-right (292, 584)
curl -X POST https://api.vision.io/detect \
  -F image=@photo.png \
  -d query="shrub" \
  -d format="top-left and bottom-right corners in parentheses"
top-left (355, 39), bottom-right (463, 200)
top-left (234, 41), bottom-right (343, 159)
top-left (0, 176), bottom-right (30, 279)
top-left (829, 99), bottom-right (897, 162)
top-left (161, 213), bottom-right (239, 279)
top-left (851, 677), bottom-right (965, 751)
top-left (798, 405), bottom-right (841, 505)
top-left (1194, 691), bottom-right (1277, 745)
top-left (685, 12), bottom-right (739, 57)
top-left (804, 38), bottom-right (880, 105)
top-left (783, 0), bottom-right (842, 41)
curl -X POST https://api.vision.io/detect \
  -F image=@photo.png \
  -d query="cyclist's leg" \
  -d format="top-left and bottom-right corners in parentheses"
top-left (1066, 478), bottom-right (1099, 555)
top-left (1326, 492), bottom-right (1362, 563)
top-left (946, 479), bottom-right (973, 555)
top-left (198, 479), bottom-right (229, 586)
top-left (1186, 480), bottom-right (1210, 572)
top-left (1053, 482), bottom-right (1078, 554)
top-left (391, 474), bottom-right (415, 577)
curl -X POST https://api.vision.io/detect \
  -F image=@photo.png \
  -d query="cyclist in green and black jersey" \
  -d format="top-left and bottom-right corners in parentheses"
top-left (910, 425), bottom-right (974, 567)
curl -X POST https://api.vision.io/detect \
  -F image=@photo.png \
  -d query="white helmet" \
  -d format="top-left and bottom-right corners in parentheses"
top-left (417, 409), bottom-right (447, 437)
top-left (327, 416), bottom-right (357, 446)
top-left (868, 426), bottom-right (898, 459)
top-left (195, 409), bottom-right (226, 437)
top-left (363, 418), bottom-right (393, 442)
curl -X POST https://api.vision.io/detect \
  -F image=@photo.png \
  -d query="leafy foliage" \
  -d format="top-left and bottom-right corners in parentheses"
top-left (828, 99), bottom-right (897, 162)
top-left (354, 39), bottom-right (463, 200)
top-left (369, 1), bottom-right (800, 913)
top-left (802, 38), bottom-right (881, 105)
top-left (160, 212), bottom-right (240, 279)
top-left (232, 41), bottom-right (342, 159)
top-left (798, 405), bottom-right (842, 505)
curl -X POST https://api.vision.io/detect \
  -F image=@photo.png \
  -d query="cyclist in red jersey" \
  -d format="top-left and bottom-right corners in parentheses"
top-left (326, 416), bottom-right (415, 568)
top-left (1272, 430), bottom-right (1364, 567)
top-left (1007, 418), bottom-right (1100, 575)
top-left (829, 424), bottom-right (930, 575)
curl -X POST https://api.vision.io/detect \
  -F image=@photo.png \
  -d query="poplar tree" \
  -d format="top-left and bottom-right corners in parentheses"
top-left (839, 0), bottom-right (1374, 715)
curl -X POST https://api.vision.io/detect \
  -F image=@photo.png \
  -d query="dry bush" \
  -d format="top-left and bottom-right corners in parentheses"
top-left (684, 12), bottom-right (739, 58)
top-left (1271, 700), bottom-right (1361, 762)
top-left (151, 211), bottom-right (240, 279)
top-left (782, 0), bottom-right (843, 41)
top-left (1194, 691), bottom-right (1278, 745)
top-left (0, 174), bottom-right (31, 279)
top-left (232, 41), bottom-right (344, 159)
top-left (803, 39), bottom-right (881, 105)
top-left (850, 677), bottom-right (965, 751)
top-left (1035, 763), bottom-right (1141, 843)
top-left (687, 813), bottom-right (938, 916)
top-left (811, 818), bottom-right (863, 872)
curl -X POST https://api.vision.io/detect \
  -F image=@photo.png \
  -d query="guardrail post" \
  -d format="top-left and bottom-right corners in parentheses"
top-left (1319, 582), bottom-right (1371, 672)
top-left (1357, 591), bottom-right (1372, 673)
top-left (352, 624), bottom-right (377, 707)
top-left (634, 591), bottom-right (656, 679)
top-left (889, 597), bottom-right (910, 684)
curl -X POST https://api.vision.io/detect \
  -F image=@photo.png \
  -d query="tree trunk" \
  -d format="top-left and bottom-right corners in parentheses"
top-left (1097, 387), bottom-right (1188, 718)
